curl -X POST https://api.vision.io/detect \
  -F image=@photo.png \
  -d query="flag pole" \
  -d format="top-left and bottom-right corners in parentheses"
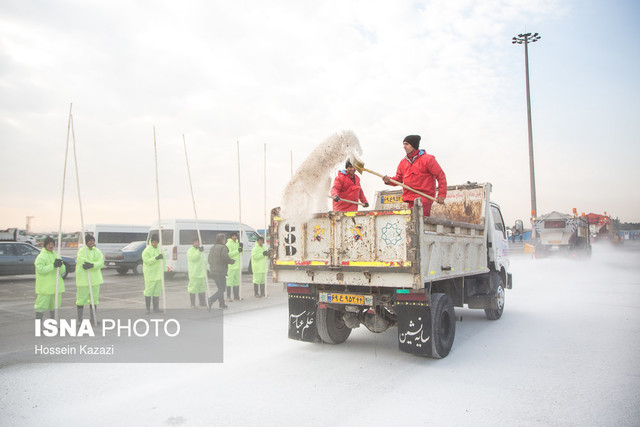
top-left (70, 113), bottom-right (97, 324)
top-left (183, 134), bottom-right (212, 301)
top-left (237, 140), bottom-right (243, 299)
top-left (264, 142), bottom-right (268, 298)
top-left (54, 103), bottom-right (72, 321)
top-left (153, 127), bottom-right (167, 313)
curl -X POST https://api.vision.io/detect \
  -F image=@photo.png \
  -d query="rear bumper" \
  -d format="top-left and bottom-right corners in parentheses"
top-left (105, 260), bottom-right (137, 269)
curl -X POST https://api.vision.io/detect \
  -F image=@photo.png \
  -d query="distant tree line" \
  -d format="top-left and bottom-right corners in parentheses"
top-left (615, 219), bottom-right (640, 230)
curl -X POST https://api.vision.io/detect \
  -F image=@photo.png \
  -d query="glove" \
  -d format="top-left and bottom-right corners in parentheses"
top-left (363, 202), bottom-right (369, 208)
top-left (83, 262), bottom-right (94, 270)
top-left (155, 254), bottom-right (163, 260)
top-left (238, 243), bottom-right (243, 253)
top-left (199, 246), bottom-right (204, 252)
top-left (263, 250), bottom-right (269, 257)
top-left (333, 195), bottom-right (340, 202)
top-left (54, 258), bottom-right (63, 268)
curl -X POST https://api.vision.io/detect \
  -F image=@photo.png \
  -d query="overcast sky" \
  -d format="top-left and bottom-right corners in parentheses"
top-left (1, 0), bottom-right (639, 233)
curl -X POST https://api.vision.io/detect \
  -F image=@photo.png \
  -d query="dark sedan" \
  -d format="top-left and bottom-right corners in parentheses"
top-left (0, 242), bottom-right (76, 278)
top-left (104, 240), bottom-right (146, 274)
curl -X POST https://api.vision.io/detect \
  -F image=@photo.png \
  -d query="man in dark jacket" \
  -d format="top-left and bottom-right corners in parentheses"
top-left (207, 233), bottom-right (234, 310)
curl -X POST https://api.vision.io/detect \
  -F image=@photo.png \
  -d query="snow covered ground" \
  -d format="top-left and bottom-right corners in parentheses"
top-left (1, 243), bottom-right (639, 426)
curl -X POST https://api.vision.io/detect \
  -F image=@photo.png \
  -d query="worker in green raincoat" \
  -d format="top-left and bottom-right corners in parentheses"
top-left (251, 236), bottom-right (269, 297)
top-left (225, 233), bottom-right (242, 301)
top-left (34, 236), bottom-right (65, 320)
top-left (76, 233), bottom-right (105, 324)
top-left (187, 237), bottom-right (207, 308)
top-left (142, 234), bottom-right (166, 313)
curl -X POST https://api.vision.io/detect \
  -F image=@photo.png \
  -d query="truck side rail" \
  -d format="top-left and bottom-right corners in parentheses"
top-left (424, 216), bottom-right (485, 231)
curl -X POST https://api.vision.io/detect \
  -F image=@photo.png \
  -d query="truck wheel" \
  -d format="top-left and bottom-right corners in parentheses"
top-left (133, 262), bottom-right (143, 275)
top-left (431, 293), bottom-right (456, 359)
top-left (485, 272), bottom-right (505, 320)
top-left (116, 266), bottom-right (129, 275)
top-left (317, 306), bottom-right (351, 344)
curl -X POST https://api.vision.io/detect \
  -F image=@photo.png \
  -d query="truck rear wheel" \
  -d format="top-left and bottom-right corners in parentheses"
top-left (431, 293), bottom-right (455, 359)
top-left (116, 266), bottom-right (129, 275)
top-left (485, 272), bottom-right (505, 320)
top-left (317, 306), bottom-right (351, 344)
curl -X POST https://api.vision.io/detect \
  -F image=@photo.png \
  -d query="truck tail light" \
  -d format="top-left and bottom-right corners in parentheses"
top-left (396, 289), bottom-right (427, 301)
top-left (287, 283), bottom-right (310, 294)
top-left (172, 246), bottom-right (177, 261)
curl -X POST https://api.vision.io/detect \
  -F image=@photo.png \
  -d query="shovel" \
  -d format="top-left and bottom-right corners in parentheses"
top-left (349, 153), bottom-right (438, 202)
top-left (327, 195), bottom-right (366, 206)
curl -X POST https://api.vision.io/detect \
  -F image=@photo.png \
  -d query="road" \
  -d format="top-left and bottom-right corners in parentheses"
top-left (0, 242), bottom-right (639, 426)
top-left (0, 266), bottom-right (285, 364)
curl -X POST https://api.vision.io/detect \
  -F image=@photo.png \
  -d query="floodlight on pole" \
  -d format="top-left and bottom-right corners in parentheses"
top-left (512, 32), bottom-right (540, 220)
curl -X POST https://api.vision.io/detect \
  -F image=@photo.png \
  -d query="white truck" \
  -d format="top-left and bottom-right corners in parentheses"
top-left (0, 228), bottom-right (36, 245)
top-left (148, 219), bottom-right (262, 275)
top-left (533, 211), bottom-right (591, 257)
top-left (270, 182), bottom-right (512, 358)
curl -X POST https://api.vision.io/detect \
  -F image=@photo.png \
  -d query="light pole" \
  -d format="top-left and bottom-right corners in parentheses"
top-left (512, 32), bottom-right (540, 220)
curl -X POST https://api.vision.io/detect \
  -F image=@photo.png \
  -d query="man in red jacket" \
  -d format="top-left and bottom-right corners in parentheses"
top-left (331, 160), bottom-right (369, 212)
top-left (382, 135), bottom-right (447, 216)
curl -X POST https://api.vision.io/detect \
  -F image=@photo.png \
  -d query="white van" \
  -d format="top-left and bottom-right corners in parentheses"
top-left (82, 224), bottom-right (150, 253)
top-left (148, 219), bottom-right (261, 274)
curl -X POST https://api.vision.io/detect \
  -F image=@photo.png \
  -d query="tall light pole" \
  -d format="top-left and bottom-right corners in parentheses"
top-left (512, 32), bottom-right (540, 220)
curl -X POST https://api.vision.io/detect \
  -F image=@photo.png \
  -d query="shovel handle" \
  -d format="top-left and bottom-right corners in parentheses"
top-left (328, 195), bottom-right (365, 206)
top-left (364, 167), bottom-right (438, 202)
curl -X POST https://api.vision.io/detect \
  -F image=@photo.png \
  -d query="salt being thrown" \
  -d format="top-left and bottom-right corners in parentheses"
top-left (281, 130), bottom-right (362, 223)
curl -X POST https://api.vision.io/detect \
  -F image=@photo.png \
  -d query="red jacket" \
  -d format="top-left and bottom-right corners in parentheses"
top-left (331, 170), bottom-right (368, 212)
top-left (389, 149), bottom-right (447, 205)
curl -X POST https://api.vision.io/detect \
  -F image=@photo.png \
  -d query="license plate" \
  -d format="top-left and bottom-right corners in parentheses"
top-left (108, 262), bottom-right (116, 266)
top-left (381, 194), bottom-right (403, 204)
top-left (326, 293), bottom-right (364, 305)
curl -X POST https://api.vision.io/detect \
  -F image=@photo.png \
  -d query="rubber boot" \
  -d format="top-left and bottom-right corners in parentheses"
top-left (233, 286), bottom-right (240, 301)
top-left (254, 284), bottom-right (259, 297)
top-left (198, 292), bottom-right (206, 307)
top-left (190, 293), bottom-right (196, 308)
top-left (152, 296), bottom-right (161, 313)
top-left (227, 287), bottom-right (232, 302)
top-left (89, 305), bottom-right (100, 326)
top-left (36, 312), bottom-right (44, 321)
top-left (77, 305), bottom-right (84, 322)
top-left (260, 284), bottom-right (265, 297)
top-left (145, 296), bottom-right (151, 314)
top-left (49, 310), bottom-right (55, 320)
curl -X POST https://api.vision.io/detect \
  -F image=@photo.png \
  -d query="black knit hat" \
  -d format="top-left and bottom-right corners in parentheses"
top-left (43, 236), bottom-right (55, 247)
top-left (85, 233), bottom-right (95, 243)
top-left (403, 135), bottom-right (421, 150)
top-left (345, 160), bottom-right (353, 169)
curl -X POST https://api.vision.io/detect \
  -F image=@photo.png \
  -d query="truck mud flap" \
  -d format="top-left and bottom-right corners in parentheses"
top-left (288, 292), bottom-right (320, 343)
top-left (395, 295), bottom-right (433, 357)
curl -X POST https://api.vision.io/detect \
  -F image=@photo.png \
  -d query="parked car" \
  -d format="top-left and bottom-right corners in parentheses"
top-left (104, 240), bottom-right (147, 275)
top-left (0, 242), bottom-right (76, 278)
